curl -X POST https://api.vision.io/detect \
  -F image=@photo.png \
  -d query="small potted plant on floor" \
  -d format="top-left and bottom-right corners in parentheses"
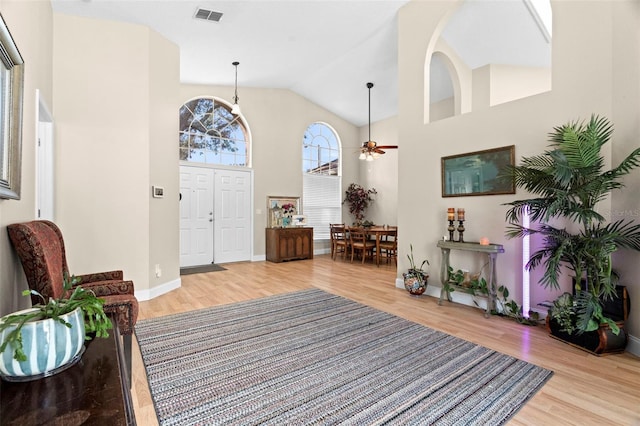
top-left (502, 115), bottom-right (640, 353)
top-left (0, 274), bottom-right (112, 381)
top-left (403, 244), bottom-right (430, 295)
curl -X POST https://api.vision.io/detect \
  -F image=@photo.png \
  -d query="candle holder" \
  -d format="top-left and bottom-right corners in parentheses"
top-left (457, 220), bottom-right (465, 242)
top-left (447, 220), bottom-right (455, 241)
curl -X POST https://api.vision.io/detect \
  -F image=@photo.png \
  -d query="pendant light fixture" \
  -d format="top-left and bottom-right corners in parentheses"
top-left (359, 82), bottom-right (397, 160)
top-left (231, 61), bottom-right (241, 115)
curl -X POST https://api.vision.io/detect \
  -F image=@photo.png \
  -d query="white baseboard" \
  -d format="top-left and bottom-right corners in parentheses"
top-left (395, 280), bottom-right (487, 311)
top-left (135, 277), bottom-right (181, 301)
top-left (626, 333), bottom-right (640, 357)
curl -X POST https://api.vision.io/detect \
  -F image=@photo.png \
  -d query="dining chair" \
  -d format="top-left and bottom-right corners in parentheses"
top-left (349, 228), bottom-right (375, 264)
top-left (378, 228), bottom-right (398, 266)
top-left (330, 224), bottom-right (349, 260)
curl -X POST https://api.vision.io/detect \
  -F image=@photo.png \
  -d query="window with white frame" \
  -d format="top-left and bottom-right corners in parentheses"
top-left (179, 97), bottom-right (249, 166)
top-left (302, 122), bottom-right (341, 240)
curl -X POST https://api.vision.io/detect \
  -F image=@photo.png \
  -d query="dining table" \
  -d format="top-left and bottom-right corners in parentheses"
top-left (347, 225), bottom-right (397, 266)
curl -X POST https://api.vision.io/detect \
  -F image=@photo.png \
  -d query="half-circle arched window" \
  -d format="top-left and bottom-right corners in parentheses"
top-left (179, 97), bottom-right (250, 166)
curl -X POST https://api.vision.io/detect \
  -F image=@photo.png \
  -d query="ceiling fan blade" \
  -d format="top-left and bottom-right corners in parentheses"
top-left (374, 148), bottom-right (386, 154)
top-left (375, 145), bottom-right (398, 150)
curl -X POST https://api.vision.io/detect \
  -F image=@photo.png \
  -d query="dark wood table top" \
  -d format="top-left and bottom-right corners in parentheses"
top-left (1, 318), bottom-right (135, 425)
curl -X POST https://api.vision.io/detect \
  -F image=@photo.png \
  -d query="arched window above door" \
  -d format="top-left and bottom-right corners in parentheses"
top-left (179, 97), bottom-right (250, 166)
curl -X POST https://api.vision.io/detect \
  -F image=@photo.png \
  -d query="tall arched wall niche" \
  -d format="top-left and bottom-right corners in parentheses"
top-left (424, 1), bottom-right (552, 123)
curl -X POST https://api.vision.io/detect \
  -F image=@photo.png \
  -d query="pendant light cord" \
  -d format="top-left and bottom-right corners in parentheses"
top-left (367, 82), bottom-right (374, 145)
top-left (233, 61), bottom-right (240, 104)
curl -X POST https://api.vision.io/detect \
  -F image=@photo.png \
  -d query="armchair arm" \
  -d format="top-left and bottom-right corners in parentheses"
top-left (74, 279), bottom-right (135, 297)
top-left (75, 270), bottom-right (124, 283)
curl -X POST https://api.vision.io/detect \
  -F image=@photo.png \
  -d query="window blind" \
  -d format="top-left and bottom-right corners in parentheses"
top-left (303, 174), bottom-right (341, 240)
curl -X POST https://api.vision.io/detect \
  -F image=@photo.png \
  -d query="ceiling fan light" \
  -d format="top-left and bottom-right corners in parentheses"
top-left (358, 152), bottom-right (366, 160)
top-left (366, 153), bottom-right (374, 162)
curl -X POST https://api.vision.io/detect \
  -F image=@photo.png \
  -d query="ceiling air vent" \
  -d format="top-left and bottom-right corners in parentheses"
top-left (194, 8), bottom-right (223, 22)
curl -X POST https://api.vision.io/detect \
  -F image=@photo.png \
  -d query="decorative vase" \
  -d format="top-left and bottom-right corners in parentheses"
top-left (403, 271), bottom-right (428, 295)
top-left (0, 307), bottom-right (86, 381)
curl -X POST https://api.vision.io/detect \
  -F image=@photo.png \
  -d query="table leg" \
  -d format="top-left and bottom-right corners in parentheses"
top-left (439, 248), bottom-right (451, 305)
top-left (486, 252), bottom-right (498, 318)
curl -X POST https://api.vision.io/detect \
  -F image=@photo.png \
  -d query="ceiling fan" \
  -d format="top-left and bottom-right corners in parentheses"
top-left (359, 82), bottom-right (398, 161)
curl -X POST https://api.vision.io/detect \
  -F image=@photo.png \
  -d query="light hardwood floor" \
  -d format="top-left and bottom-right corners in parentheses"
top-left (130, 255), bottom-right (640, 425)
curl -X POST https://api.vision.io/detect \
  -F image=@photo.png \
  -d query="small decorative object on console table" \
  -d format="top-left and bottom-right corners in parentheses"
top-left (447, 208), bottom-right (455, 241)
top-left (437, 240), bottom-right (504, 317)
top-left (456, 208), bottom-right (465, 242)
top-left (267, 196), bottom-right (300, 228)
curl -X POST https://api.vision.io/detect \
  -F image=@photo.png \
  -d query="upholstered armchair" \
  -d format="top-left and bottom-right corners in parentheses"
top-left (7, 220), bottom-right (138, 382)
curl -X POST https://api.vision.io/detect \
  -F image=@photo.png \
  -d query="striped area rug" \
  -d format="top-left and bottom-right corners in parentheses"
top-left (135, 289), bottom-right (552, 425)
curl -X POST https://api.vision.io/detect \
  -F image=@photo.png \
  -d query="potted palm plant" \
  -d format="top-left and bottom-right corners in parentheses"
top-left (0, 274), bottom-right (112, 381)
top-left (502, 115), bottom-right (640, 353)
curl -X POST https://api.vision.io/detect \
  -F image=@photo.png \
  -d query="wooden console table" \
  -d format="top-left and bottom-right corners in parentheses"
top-left (266, 227), bottom-right (314, 262)
top-left (437, 240), bottom-right (505, 317)
top-left (0, 317), bottom-right (135, 425)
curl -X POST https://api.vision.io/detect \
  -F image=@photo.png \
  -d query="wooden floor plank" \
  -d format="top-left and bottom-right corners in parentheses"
top-left (130, 255), bottom-right (640, 425)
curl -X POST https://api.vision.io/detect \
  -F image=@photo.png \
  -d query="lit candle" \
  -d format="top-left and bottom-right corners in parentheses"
top-left (479, 237), bottom-right (490, 246)
top-left (457, 208), bottom-right (465, 221)
top-left (447, 208), bottom-right (455, 221)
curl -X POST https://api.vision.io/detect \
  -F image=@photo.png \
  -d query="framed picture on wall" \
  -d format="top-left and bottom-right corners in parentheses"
top-left (0, 14), bottom-right (25, 200)
top-left (441, 145), bottom-right (515, 197)
top-left (267, 196), bottom-right (301, 228)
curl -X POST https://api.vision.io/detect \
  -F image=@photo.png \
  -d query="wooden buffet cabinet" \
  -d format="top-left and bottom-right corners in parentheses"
top-left (266, 227), bottom-right (313, 262)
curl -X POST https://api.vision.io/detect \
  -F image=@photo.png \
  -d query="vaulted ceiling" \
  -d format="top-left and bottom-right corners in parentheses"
top-left (51, 0), bottom-right (551, 127)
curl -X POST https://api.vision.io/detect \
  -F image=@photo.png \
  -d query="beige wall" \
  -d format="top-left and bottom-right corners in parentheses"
top-left (148, 29), bottom-right (181, 295)
top-left (398, 0), bottom-right (639, 351)
top-left (360, 115), bottom-right (399, 226)
top-left (0, 0), bottom-right (53, 316)
top-left (179, 84), bottom-right (361, 257)
top-left (610, 0), bottom-right (640, 343)
top-left (53, 14), bottom-right (180, 298)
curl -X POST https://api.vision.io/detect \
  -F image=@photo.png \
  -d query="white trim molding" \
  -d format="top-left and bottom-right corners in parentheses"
top-left (135, 277), bottom-right (181, 301)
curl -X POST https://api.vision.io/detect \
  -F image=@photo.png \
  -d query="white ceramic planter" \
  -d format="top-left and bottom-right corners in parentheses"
top-left (0, 307), bottom-right (85, 381)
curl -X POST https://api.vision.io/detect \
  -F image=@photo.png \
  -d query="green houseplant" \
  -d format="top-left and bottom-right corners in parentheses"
top-left (502, 115), bottom-right (640, 342)
top-left (0, 274), bottom-right (112, 380)
top-left (403, 244), bottom-right (430, 295)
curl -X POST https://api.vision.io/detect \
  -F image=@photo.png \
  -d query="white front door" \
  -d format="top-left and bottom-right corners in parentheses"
top-left (214, 169), bottom-right (252, 263)
top-left (180, 166), bottom-right (214, 267)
